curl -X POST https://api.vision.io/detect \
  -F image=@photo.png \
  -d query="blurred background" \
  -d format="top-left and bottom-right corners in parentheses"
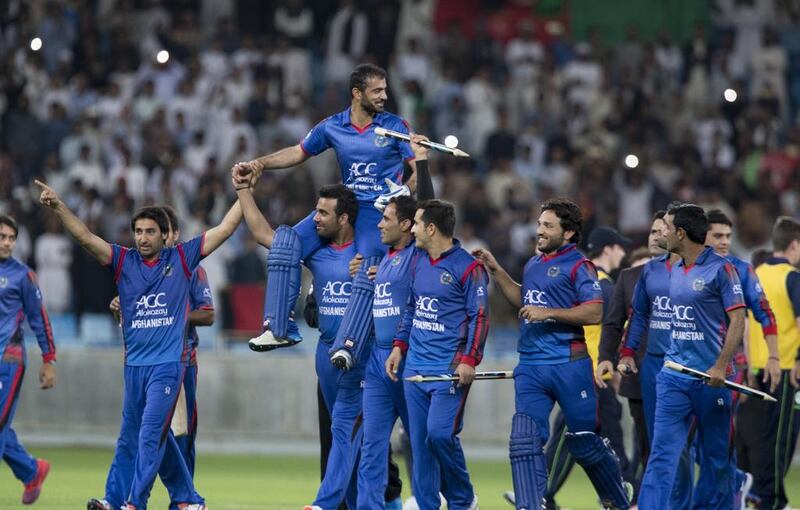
top-left (1, 0), bottom-right (800, 451)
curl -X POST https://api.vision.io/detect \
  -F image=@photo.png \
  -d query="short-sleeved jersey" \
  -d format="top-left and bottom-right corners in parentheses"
top-left (111, 235), bottom-right (205, 366)
top-left (622, 255), bottom-right (675, 357)
top-left (519, 244), bottom-right (602, 365)
top-left (0, 257), bottom-right (55, 363)
top-left (186, 266), bottom-right (214, 351)
top-left (666, 247), bottom-right (744, 375)
top-left (300, 108), bottom-right (415, 204)
top-left (373, 240), bottom-right (418, 349)
top-left (727, 255), bottom-right (776, 337)
top-left (394, 241), bottom-right (490, 371)
top-left (305, 241), bottom-right (359, 344)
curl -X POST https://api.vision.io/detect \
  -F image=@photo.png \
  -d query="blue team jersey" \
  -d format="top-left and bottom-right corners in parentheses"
top-left (306, 241), bottom-right (359, 344)
top-left (0, 258), bottom-right (55, 363)
top-left (186, 266), bottom-right (214, 351)
top-left (300, 108), bottom-right (415, 204)
top-left (519, 244), bottom-right (603, 365)
top-left (666, 247), bottom-right (745, 375)
top-left (623, 255), bottom-right (675, 356)
top-left (110, 235), bottom-right (205, 366)
top-left (373, 240), bottom-right (418, 349)
top-left (727, 255), bottom-right (777, 337)
top-left (395, 240), bottom-right (490, 371)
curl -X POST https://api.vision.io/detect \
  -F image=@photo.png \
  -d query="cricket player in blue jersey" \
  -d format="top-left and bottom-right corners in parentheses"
top-left (35, 179), bottom-right (242, 510)
top-left (234, 179), bottom-right (366, 510)
top-left (385, 199), bottom-right (489, 510)
top-left (0, 215), bottom-right (55, 505)
top-left (232, 64), bottom-right (418, 368)
top-left (475, 198), bottom-right (631, 510)
top-left (110, 206), bottom-right (215, 484)
top-left (358, 135), bottom-right (434, 510)
top-left (615, 210), bottom-right (695, 509)
top-left (637, 204), bottom-right (746, 510)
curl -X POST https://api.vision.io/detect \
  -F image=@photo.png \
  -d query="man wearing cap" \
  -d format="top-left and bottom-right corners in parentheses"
top-left (540, 226), bottom-right (633, 510)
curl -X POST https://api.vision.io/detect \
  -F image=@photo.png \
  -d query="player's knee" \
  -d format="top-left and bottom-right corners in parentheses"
top-left (426, 427), bottom-right (455, 449)
top-left (564, 431), bottom-right (608, 465)
top-left (509, 412), bottom-right (544, 459)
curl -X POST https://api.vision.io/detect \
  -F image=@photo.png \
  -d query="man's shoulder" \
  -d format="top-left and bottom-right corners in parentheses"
top-left (378, 111), bottom-right (410, 129)
top-left (2, 258), bottom-right (32, 280)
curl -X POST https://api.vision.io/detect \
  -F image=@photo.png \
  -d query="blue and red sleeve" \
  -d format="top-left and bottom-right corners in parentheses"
top-left (572, 260), bottom-right (603, 304)
top-left (719, 262), bottom-right (745, 312)
top-left (620, 277), bottom-right (650, 358)
top-left (299, 119), bottom-right (331, 156)
top-left (178, 234), bottom-right (206, 276)
top-left (21, 271), bottom-right (56, 363)
top-left (460, 261), bottom-right (490, 367)
top-left (189, 266), bottom-right (214, 310)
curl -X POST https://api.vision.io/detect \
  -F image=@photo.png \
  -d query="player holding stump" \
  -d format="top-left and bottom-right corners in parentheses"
top-left (232, 64), bottom-right (418, 367)
top-left (637, 204), bottom-right (746, 509)
top-left (386, 199), bottom-right (489, 510)
top-left (0, 214), bottom-right (55, 505)
top-left (474, 199), bottom-right (631, 510)
top-left (36, 180), bottom-right (241, 510)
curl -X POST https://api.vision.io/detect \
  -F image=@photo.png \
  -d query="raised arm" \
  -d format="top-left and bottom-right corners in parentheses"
top-left (201, 200), bottom-right (243, 257)
top-left (233, 144), bottom-right (309, 183)
top-left (234, 181), bottom-right (275, 249)
top-left (35, 179), bottom-right (111, 265)
top-left (472, 248), bottom-right (522, 307)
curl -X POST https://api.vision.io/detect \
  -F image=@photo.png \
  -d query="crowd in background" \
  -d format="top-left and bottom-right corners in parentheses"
top-left (2, 0), bottom-right (800, 329)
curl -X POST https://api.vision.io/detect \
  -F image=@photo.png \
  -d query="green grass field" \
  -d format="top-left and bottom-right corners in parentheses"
top-left (2, 447), bottom-right (799, 509)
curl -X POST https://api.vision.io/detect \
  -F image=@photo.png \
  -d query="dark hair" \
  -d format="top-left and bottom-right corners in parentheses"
top-left (667, 203), bottom-right (708, 244)
top-left (0, 215), bottom-right (18, 236)
top-left (652, 210), bottom-right (666, 221)
top-left (130, 206), bottom-right (169, 235)
top-left (419, 199), bottom-right (456, 238)
top-left (541, 198), bottom-right (583, 245)
top-left (319, 184), bottom-right (358, 226)
top-left (389, 195), bottom-right (418, 224)
top-left (706, 208), bottom-right (732, 227)
top-left (772, 216), bottom-right (800, 251)
top-left (750, 248), bottom-right (772, 268)
top-left (161, 205), bottom-right (180, 232)
top-left (349, 63), bottom-right (387, 95)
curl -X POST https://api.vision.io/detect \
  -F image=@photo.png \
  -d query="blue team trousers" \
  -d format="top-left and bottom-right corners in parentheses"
top-left (293, 204), bottom-right (386, 260)
top-left (357, 346), bottom-right (410, 510)
top-left (403, 368), bottom-right (474, 510)
top-left (161, 363), bottom-right (199, 478)
top-left (104, 363), bottom-right (203, 510)
top-left (0, 360), bottom-right (37, 484)
top-left (314, 340), bottom-right (367, 510)
top-left (640, 352), bottom-right (693, 509)
top-left (639, 370), bottom-right (735, 510)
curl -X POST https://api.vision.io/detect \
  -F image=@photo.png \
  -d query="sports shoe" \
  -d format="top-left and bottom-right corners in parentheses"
top-left (302, 506), bottom-right (322, 510)
top-left (121, 504), bottom-right (138, 510)
top-left (248, 320), bottom-right (302, 352)
top-left (22, 459), bottom-right (50, 504)
top-left (467, 495), bottom-right (479, 510)
top-left (385, 496), bottom-right (402, 510)
top-left (402, 496), bottom-right (419, 510)
top-left (177, 504), bottom-right (207, 510)
top-left (502, 491), bottom-right (515, 506)
top-left (330, 349), bottom-right (353, 370)
top-left (86, 499), bottom-right (113, 510)
top-left (735, 472), bottom-right (753, 510)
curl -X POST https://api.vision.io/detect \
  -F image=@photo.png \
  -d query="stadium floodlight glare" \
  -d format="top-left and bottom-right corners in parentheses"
top-left (444, 135), bottom-right (459, 149)
top-left (156, 50), bottom-right (170, 64)
top-left (724, 88), bottom-right (737, 102)
top-left (30, 37), bottom-right (42, 51)
top-left (624, 154), bottom-right (639, 169)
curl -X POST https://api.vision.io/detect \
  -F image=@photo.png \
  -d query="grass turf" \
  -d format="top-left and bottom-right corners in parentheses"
top-left (2, 447), bottom-right (799, 509)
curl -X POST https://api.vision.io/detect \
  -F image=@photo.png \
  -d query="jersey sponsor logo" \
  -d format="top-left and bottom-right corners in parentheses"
top-left (477, 286), bottom-right (485, 296)
top-left (652, 295), bottom-right (672, 311)
top-left (580, 390), bottom-right (587, 399)
top-left (592, 281), bottom-right (601, 291)
top-left (755, 282), bottom-right (763, 294)
top-left (349, 162), bottom-right (377, 178)
top-left (692, 278), bottom-right (705, 292)
top-left (732, 284), bottom-right (743, 295)
top-left (524, 289), bottom-right (547, 305)
top-left (202, 288), bottom-right (212, 298)
top-left (440, 272), bottom-right (453, 285)
top-left (417, 296), bottom-right (439, 313)
top-left (673, 305), bottom-right (695, 321)
top-left (137, 293), bottom-right (167, 309)
top-left (547, 266), bottom-right (560, 277)
top-left (0, 276), bottom-right (7, 288)
top-left (374, 134), bottom-right (389, 147)
top-left (375, 282), bottom-right (392, 299)
top-left (322, 281), bottom-right (352, 297)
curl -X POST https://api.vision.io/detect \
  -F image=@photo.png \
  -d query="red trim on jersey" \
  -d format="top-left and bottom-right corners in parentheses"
top-left (460, 260), bottom-right (482, 285)
top-left (39, 304), bottom-right (55, 359)
top-left (160, 366), bottom-right (186, 445)
top-left (541, 244), bottom-right (577, 262)
top-left (392, 339), bottom-right (409, 353)
top-left (142, 258), bottom-right (160, 268)
top-left (351, 122), bottom-right (372, 134)
top-left (451, 384), bottom-right (471, 436)
top-left (197, 305), bottom-right (215, 311)
top-left (580, 299), bottom-right (604, 305)
top-left (761, 324), bottom-right (778, 336)
top-left (725, 304), bottom-right (745, 312)
top-left (329, 241), bottom-right (354, 251)
top-left (404, 155), bottom-right (416, 162)
top-left (114, 248), bottom-right (128, 283)
top-left (570, 259), bottom-right (597, 283)
top-left (620, 347), bottom-right (636, 359)
top-left (299, 141), bottom-right (311, 156)
top-left (0, 364), bottom-right (24, 428)
top-left (177, 244), bottom-right (191, 278)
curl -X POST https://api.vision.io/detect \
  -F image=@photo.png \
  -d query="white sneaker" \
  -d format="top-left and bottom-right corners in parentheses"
top-left (502, 491), bottom-right (515, 506)
top-left (468, 495), bottom-right (479, 510)
top-left (177, 505), bottom-right (207, 510)
top-left (737, 472), bottom-right (753, 510)
top-left (402, 497), bottom-right (419, 510)
top-left (302, 506), bottom-right (322, 510)
top-left (248, 327), bottom-right (300, 352)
